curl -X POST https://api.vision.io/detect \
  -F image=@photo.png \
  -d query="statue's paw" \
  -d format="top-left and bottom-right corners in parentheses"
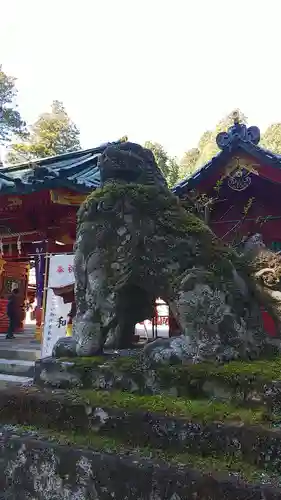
top-left (74, 317), bottom-right (104, 356)
top-left (142, 335), bottom-right (195, 366)
top-left (52, 337), bottom-right (77, 358)
top-left (76, 337), bottom-right (103, 357)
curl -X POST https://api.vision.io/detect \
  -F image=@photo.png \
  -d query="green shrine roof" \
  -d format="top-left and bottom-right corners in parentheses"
top-left (0, 142), bottom-right (122, 195)
top-left (2, 125), bottom-right (280, 198)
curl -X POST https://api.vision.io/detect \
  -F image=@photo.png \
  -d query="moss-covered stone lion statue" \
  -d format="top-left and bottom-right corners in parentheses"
top-left (52, 142), bottom-right (280, 362)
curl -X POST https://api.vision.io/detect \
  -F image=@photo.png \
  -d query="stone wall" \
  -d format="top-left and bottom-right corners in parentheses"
top-left (1, 426), bottom-right (280, 499)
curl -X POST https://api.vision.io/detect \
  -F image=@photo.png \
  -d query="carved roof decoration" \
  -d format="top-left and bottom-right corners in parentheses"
top-left (172, 121), bottom-right (281, 196)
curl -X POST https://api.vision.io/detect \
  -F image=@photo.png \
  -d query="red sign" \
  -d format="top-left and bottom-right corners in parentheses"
top-left (139, 316), bottom-right (169, 327)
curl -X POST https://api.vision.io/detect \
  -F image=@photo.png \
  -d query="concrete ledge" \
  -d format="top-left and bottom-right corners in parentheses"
top-left (0, 425), bottom-right (279, 499)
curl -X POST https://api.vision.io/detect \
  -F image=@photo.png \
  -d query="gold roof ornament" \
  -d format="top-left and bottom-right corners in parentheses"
top-left (232, 110), bottom-right (240, 125)
top-left (118, 136), bottom-right (128, 143)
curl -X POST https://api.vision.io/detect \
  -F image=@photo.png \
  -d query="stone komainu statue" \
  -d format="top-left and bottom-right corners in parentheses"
top-left (53, 142), bottom-right (280, 361)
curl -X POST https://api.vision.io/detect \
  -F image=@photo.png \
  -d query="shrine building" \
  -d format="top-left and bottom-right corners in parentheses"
top-left (173, 118), bottom-right (281, 252)
top-left (0, 142), bottom-right (114, 335)
top-left (1, 122), bottom-right (281, 339)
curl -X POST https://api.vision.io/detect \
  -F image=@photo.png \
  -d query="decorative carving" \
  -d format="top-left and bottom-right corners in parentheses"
top-left (227, 168), bottom-right (251, 191)
top-left (225, 157), bottom-right (259, 177)
top-left (216, 123), bottom-right (260, 150)
top-left (220, 157), bottom-right (259, 192)
top-left (7, 197), bottom-right (22, 209)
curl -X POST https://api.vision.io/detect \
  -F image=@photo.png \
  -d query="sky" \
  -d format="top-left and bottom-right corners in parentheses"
top-left (1, 0), bottom-right (281, 159)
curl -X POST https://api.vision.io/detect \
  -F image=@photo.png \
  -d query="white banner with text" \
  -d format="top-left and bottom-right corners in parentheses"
top-left (41, 254), bottom-right (74, 358)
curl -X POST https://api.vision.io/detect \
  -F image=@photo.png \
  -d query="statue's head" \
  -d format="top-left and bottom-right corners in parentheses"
top-left (98, 141), bottom-right (168, 189)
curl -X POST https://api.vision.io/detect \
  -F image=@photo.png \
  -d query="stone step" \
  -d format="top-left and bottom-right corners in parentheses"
top-left (0, 347), bottom-right (40, 362)
top-left (1, 385), bottom-right (280, 473)
top-left (0, 359), bottom-right (35, 377)
top-left (0, 373), bottom-right (33, 388)
top-left (34, 355), bottom-right (281, 410)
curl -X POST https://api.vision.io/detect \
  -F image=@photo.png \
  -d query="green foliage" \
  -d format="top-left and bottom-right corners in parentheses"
top-left (144, 140), bottom-right (181, 186)
top-left (144, 141), bottom-right (170, 177)
top-left (7, 100), bottom-right (80, 164)
top-left (179, 148), bottom-right (200, 178)
top-left (260, 123), bottom-right (281, 154)
top-left (180, 109), bottom-right (247, 180)
top-left (0, 65), bottom-right (26, 143)
top-left (198, 130), bottom-right (212, 151)
top-left (167, 156), bottom-right (180, 187)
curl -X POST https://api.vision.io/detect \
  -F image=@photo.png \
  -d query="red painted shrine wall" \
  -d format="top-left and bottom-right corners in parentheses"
top-left (185, 153), bottom-right (281, 338)
top-left (0, 190), bottom-right (77, 250)
top-left (191, 154), bottom-right (281, 248)
top-left (210, 197), bottom-right (281, 245)
top-left (0, 189), bottom-right (79, 334)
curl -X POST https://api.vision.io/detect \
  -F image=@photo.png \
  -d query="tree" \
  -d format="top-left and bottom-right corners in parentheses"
top-left (260, 124), bottom-right (281, 154)
top-left (0, 65), bottom-right (26, 144)
top-left (198, 130), bottom-right (212, 151)
top-left (179, 148), bottom-right (200, 179)
top-left (144, 141), bottom-right (180, 186)
top-left (8, 100), bottom-right (80, 164)
top-left (196, 109), bottom-right (247, 168)
top-left (167, 157), bottom-right (180, 187)
top-left (144, 141), bottom-right (170, 178)
top-left (179, 109), bottom-right (248, 180)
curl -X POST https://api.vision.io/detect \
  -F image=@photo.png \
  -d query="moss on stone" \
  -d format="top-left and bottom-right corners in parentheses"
top-left (80, 183), bottom-right (218, 238)
top-left (13, 424), bottom-right (281, 485)
top-left (157, 357), bottom-right (281, 399)
top-left (60, 354), bottom-right (281, 396)
top-left (69, 389), bottom-right (269, 425)
top-left (60, 356), bottom-right (105, 366)
top-left (78, 183), bottom-right (245, 292)
top-left (0, 384), bottom-right (275, 430)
